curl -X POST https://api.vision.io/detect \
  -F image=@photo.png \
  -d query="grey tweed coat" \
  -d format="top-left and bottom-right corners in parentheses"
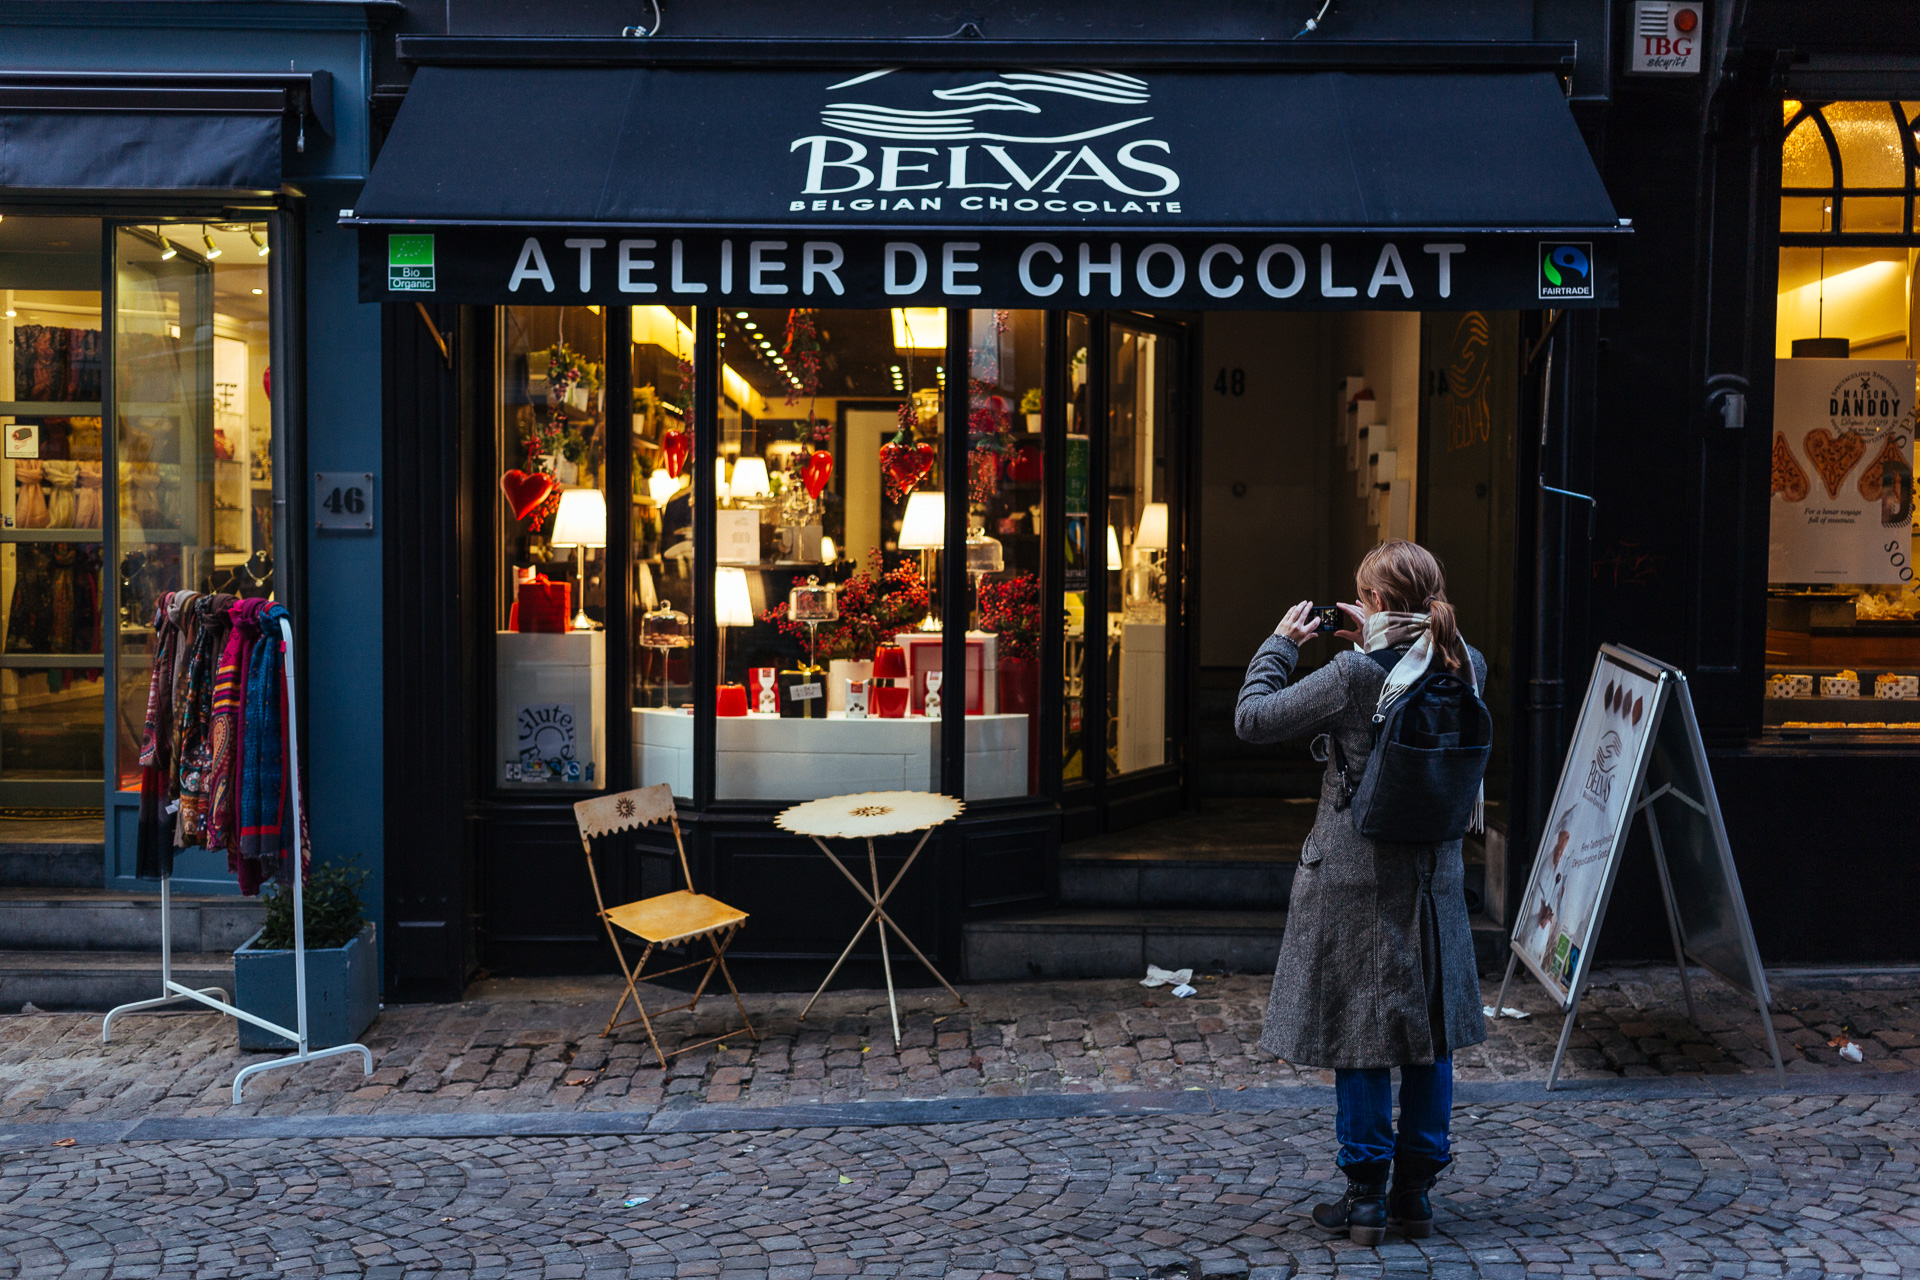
top-left (1236, 634), bottom-right (1489, 1070)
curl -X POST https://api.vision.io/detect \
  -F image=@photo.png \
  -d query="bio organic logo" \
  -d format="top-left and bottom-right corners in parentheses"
top-left (389, 234), bottom-right (435, 293)
top-left (1539, 242), bottom-right (1594, 300)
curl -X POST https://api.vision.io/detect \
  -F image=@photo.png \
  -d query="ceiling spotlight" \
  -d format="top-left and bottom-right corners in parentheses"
top-left (251, 288), bottom-right (263, 295)
top-left (160, 238), bottom-right (178, 261)
top-left (744, 322), bottom-right (757, 331)
top-left (250, 228), bottom-right (269, 256)
top-left (3, 309), bottom-right (13, 318)
top-left (202, 228), bottom-right (222, 260)
top-left (735, 310), bottom-right (748, 319)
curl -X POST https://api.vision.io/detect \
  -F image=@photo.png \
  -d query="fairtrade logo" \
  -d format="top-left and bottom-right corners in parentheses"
top-left (1539, 241), bottom-right (1594, 300)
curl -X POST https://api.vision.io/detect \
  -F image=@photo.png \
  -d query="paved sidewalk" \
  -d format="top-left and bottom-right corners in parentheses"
top-left (2, 965), bottom-right (1916, 1122)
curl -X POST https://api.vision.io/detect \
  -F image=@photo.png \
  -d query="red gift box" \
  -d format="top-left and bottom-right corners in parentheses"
top-left (514, 575), bottom-right (572, 633)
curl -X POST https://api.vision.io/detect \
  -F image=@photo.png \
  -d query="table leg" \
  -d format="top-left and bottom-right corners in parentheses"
top-left (799, 905), bottom-right (880, 1022)
top-left (870, 837), bottom-right (901, 1045)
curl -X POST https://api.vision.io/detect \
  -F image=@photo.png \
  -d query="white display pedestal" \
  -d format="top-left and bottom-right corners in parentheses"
top-left (632, 708), bottom-right (1028, 801)
top-left (497, 629), bottom-right (606, 788)
top-left (1117, 621), bottom-right (1166, 773)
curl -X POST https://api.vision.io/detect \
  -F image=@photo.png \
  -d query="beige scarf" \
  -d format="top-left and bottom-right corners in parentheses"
top-left (1360, 610), bottom-right (1484, 834)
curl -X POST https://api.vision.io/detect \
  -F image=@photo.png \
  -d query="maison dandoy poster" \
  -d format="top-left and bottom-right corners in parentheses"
top-left (1771, 359), bottom-right (1916, 584)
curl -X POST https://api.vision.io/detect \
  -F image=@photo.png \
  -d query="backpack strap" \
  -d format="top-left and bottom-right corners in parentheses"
top-left (1322, 648), bottom-right (1409, 810)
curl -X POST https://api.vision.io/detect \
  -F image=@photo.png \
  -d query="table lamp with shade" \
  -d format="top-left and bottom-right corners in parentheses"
top-left (550, 487), bottom-right (607, 632)
top-left (714, 565), bottom-right (754, 690)
top-left (1105, 523), bottom-right (1123, 572)
top-left (1133, 501), bottom-right (1169, 618)
top-left (898, 490), bottom-right (945, 631)
top-left (728, 456), bottom-right (772, 503)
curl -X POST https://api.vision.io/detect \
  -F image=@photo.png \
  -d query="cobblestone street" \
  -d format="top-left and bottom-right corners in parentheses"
top-left (1, 967), bottom-right (1918, 1276)
top-left (4, 966), bottom-right (1917, 1122)
top-left (4, 1087), bottom-right (1918, 1279)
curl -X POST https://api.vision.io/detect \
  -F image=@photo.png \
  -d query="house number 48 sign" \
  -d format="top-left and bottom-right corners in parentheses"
top-left (314, 471), bottom-right (375, 531)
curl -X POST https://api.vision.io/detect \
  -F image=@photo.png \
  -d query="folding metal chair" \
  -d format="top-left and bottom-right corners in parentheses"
top-left (574, 784), bottom-right (757, 1067)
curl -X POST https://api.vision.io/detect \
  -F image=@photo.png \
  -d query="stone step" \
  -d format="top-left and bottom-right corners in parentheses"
top-left (0, 840), bottom-right (104, 888)
top-left (1059, 857), bottom-right (1296, 910)
top-left (963, 909), bottom-right (1288, 982)
top-left (0, 888), bottom-right (264, 953)
top-left (963, 909), bottom-right (1515, 983)
top-left (0, 949), bottom-right (234, 1013)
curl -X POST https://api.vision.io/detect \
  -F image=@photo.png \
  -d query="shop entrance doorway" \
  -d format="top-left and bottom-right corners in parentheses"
top-left (977, 309), bottom-right (1522, 980)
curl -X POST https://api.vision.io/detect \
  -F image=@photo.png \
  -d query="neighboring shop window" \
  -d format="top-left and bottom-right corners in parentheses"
top-left (702, 306), bottom-right (954, 803)
top-left (1768, 100), bottom-right (1920, 736)
top-left (109, 222), bottom-right (277, 802)
top-left (1107, 320), bottom-right (1173, 774)
top-left (494, 305), bottom-right (608, 789)
top-left (2, 217), bottom-right (105, 804)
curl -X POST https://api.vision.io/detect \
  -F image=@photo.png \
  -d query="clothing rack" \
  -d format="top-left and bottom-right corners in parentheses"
top-left (102, 614), bottom-right (373, 1103)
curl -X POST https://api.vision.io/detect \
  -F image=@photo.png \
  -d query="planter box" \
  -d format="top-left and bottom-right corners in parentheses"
top-left (233, 922), bottom-right (378, 1051)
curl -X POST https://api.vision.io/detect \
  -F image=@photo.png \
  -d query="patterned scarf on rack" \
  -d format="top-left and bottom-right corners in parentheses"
top-left (173, 593), bottom-right (236, 847)
top-left (239, 603), bottom-right (306, 883)
top-left (206, 598), bottom-right (262, 858)
top-left (135, 593), bottom-right (180, 880)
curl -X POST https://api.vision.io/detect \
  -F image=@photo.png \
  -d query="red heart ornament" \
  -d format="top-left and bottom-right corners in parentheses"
top-left (660, 427), bottom-right (691, 479)
top-left (802, 449), bottom-right (834, 499)
top-left (500, 469), bottom-right (557, 521)
top-left (880, 439), bottom-right (937, 500)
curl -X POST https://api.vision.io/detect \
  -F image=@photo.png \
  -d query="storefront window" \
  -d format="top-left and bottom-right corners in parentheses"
top-left (705, 306), bottom-right (951, 801)
top-left (2, 217), bottom-right (105, 804)
top-left (1062, 313), bottom-right (1091, 783)
top-left (630, 305), bottom-right (697, 794)
top-left (1769, 100), bottom-right (1920, 738)
top-left (110, 221), bottom-right (276, 798)
top-left (969, 309), bottom-right (1047, 796)
top-left (494, 305), bottom-right (608, 789)
top-left (1108, 319), bottom-right (1173, 774)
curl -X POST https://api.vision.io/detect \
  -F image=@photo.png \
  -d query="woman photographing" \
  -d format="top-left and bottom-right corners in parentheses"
top-left (1235, 540), bottom-right (1489, 1245)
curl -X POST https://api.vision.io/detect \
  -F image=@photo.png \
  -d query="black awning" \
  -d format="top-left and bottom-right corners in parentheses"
top-left (0, 73), bottom-right (329, 194)
top-left (352, 64), bottom-right (1624, 309)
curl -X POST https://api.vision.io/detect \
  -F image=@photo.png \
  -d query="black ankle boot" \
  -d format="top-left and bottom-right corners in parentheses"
top-left (1311, 1159), bottom-right (1390, 1245)
top-left (1388, 1153), bottom-right (1450, 1238)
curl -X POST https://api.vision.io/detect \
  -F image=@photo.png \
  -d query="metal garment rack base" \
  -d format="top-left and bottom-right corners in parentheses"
top-left (101, 616), bottom-right (373, 1104)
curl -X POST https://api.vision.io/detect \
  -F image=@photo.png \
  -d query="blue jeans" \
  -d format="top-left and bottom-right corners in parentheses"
top-left (1333, 1059), bottom-right (1452, 1168)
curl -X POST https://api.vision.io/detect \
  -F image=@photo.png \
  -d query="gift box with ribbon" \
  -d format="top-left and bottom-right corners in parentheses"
top-left (777, 665), bottom-right (828, 719)
top-left (513, 574), bottom-right (572, 633)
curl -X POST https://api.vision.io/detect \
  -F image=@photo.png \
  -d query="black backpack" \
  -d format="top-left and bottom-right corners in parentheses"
top-left (1323, 648), bottom-right (1492, 845)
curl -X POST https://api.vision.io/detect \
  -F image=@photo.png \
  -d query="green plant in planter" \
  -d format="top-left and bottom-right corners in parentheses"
top-left (258, 862), bottom-right (369, 951)
top-left (1020, 387), bottom-right (1043, 415)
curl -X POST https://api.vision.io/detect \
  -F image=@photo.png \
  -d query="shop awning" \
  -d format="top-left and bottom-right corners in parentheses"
top-left (351, 64), bottom-right (1624, 310)
top-left (0, 72), bottom-right (331, 194)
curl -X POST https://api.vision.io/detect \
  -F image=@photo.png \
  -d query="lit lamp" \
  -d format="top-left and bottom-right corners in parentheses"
top-left (729, 455), bottom-right (772, 502)
top-left (1105, 524), bottom-right (1123, 572)
top-left (898, 491), bottom-right (945, 632)
top-left (647, 467), bottom-right (679, 507)
top-left (550, 487), bottom-right (608, 632)
top-left (1133, 502), bottom-right (1169, 619)
top-left (891, 307), bottom-right (947, 352)
top-left (715, 565), bottom-right (754, 686)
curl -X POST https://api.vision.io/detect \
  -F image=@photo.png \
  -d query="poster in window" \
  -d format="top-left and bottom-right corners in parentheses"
top-left (1769, 359), bottom-right (1915, 584)
top-left (1513, 653), bottom-right (1662, 1002)
top-left (508, 702), bottom-right (587, 783)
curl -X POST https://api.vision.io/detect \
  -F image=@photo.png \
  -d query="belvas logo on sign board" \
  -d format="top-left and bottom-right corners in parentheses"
top-left (1538, 242), bottom-right (1593, 300)
top-left (389, 234), bottom-right (435, 292)
top-left (788, 70), bottom-right (1183, 218)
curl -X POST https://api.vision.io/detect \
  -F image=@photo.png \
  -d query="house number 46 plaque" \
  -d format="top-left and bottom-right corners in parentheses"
top-left (315, 471), bottom-right (375, 531)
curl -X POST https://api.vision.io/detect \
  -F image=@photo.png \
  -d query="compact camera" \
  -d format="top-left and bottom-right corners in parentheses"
top-left (1311, 605), bottom-right (1346, 633)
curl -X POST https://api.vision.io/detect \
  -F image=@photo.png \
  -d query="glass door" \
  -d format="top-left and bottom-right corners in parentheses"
top-left (110, 224), bottom-right (228, 883)
top-left (1106, 316), bottom-right (1176, 778)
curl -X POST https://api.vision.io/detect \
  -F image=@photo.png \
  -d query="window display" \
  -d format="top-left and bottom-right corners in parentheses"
top-left (494, 305), bottom-right (608, 789)
top-left (2, 217), bottom-right (106, 802)
top-left (109, 221), bottom-right (278, 805)
top-left (1768, 100), bottom-right (1920, 738)
top-left (1108, 320), bottom-right (1173, 773)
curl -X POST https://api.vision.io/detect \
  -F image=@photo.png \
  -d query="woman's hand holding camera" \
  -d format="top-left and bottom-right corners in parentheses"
top-left (1275, 600), bottom-right (1366, 646)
